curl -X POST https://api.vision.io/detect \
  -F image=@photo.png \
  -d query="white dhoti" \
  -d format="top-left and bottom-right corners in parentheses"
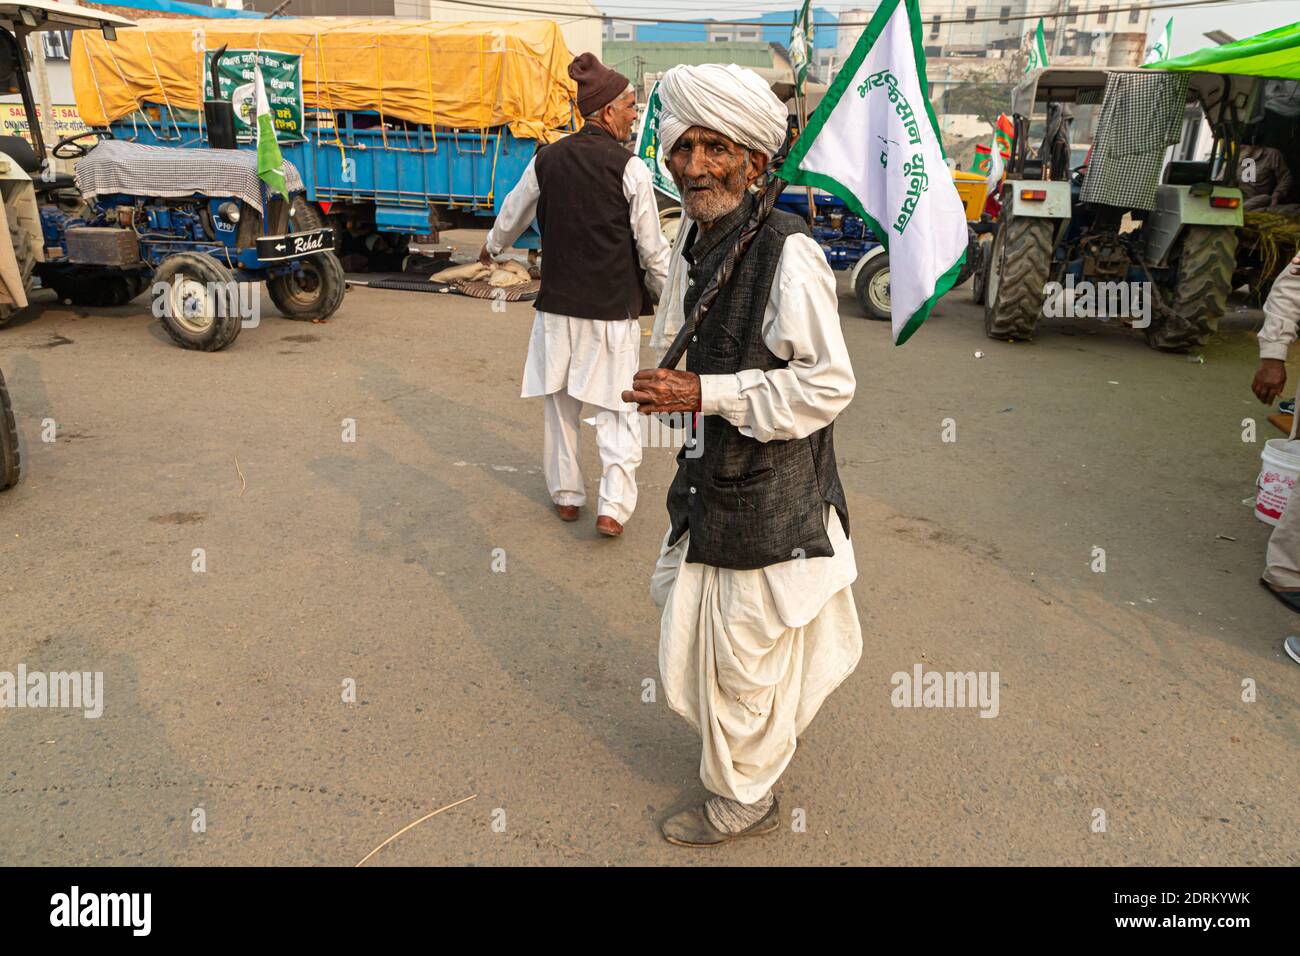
top-left (522, 311), bottom-right (643, 523)
top-left (652, 507), bottom-right (863, 804)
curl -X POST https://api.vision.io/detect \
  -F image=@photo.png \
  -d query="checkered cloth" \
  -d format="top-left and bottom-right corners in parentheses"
top-left (1080, 72), bottom-right (1190, 211)
top-left (74, 140), bottom-right (304, 214)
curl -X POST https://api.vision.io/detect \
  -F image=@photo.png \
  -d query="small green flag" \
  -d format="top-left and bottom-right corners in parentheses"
top-left (790, 0), bottom-right (814, 94)
top-left (1144, 17), bottom-right (1174, 65)
top-left (1025, 19), bottom-right (1050, 72)
top-left (255, 67), bottom-right (289, 202)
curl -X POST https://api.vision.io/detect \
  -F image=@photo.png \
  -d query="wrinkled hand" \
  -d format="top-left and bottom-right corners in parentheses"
top-left (478, 244), bottom-right (495, 268)
top-left (1253, 358), bottom-right (1287, 404)
top-left (1291, 253), bottom-right (1300, 276)
top-left (622, 368), bottom-right (700, 414)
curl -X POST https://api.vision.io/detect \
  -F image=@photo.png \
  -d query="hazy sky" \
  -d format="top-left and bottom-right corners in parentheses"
top-left (592, 0), bottom-right (1296, 56)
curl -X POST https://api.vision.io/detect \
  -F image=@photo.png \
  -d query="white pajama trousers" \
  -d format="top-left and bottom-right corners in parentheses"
top-left (543, 391), bottom-right (642, 524)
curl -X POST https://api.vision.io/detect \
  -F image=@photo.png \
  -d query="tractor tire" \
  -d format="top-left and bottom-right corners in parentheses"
top-left (289, 195), bottom-right (324, 231)
top-left (0, 196), bottom-right (39, 328)
top-left (854, 255), bottom-right (891, 321)
top-left (984, 215), bottom-right (1054, 341)
top-left (0, 367), bottom-right (19, 491)
top-left (59, 269), bottom-right (148, 308)
top-left (267, 251), bottom-right (346, 321)
top-left (152, 253), bottom-right (242, 351)
top-left (1145, 225), bottom-right (1238, 353)
top-left (972, 237), bottom-right (989, 305)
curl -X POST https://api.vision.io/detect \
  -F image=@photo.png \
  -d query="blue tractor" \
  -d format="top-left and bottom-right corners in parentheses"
top-left (0, 6), bottom-right (345, 351)
top-left (36, 136), bottom-right (344, 351)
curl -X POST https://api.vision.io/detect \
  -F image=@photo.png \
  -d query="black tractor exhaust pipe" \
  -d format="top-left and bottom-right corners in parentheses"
top-left (204, 44), bottom-right (238, 150)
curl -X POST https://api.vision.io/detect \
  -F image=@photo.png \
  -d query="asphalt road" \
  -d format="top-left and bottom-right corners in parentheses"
top-left (1, 239), bottom-right (1296, 865)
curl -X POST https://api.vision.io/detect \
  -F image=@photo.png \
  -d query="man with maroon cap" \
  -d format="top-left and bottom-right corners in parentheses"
top-left (481, 53), bottom-right (670, 538)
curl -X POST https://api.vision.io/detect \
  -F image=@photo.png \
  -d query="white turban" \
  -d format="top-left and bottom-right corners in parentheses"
top-left (657, 63), bottom-right (788, 158)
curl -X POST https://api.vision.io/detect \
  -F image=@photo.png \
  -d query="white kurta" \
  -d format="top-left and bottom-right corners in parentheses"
top-left (486, 151), bottom-right (671, 519)
top-left (649, 227), bottom-right (863, 804)
top-left (486, 153), bottom-right (671, 408)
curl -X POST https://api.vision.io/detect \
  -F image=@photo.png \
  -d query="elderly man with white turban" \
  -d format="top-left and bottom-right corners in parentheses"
top-left (622, 64), bottom-right (862, 847)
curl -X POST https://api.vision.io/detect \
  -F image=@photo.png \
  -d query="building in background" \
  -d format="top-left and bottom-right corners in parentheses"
top-left (920, 1), bottom-right (1152, 147)
top-left (604, 39), bottom-right (795, 99)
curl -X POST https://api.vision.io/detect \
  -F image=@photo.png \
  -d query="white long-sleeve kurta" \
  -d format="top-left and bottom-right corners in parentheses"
top-left (650, 229), bottom-right (863, 804)
top-left (486, 153), bottom-right (671, 409)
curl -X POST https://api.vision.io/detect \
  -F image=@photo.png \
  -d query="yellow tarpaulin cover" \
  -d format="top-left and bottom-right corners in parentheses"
top-left (72, 18), bottom-right (578, 142)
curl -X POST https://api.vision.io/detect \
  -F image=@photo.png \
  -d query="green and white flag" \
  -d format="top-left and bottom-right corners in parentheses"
top-left (790, 0), bottom-right (815, 94)
top-left (633, 79), bottom-right (679, 201)
top-left (781, 0), bottom-right (967, 345)
top-left (1025, 18), bottom-right (1049, 72)
top-left (254, 67), bottom-right (289, 202)
top-left (1144, 17), bottom-right (1173, 64)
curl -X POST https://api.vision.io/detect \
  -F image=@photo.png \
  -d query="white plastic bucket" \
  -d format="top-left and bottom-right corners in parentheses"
top-left (1256, 439), bottom-right (1300, 526)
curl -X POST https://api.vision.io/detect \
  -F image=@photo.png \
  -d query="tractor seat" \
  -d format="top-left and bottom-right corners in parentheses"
top-left (0, 134), bottom-right (76, 192)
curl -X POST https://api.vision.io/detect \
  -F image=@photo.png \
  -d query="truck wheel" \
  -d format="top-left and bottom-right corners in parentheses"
top-left (984, 215), bottom-right (1054, 341)
top-left (152, 253), bottom-right (242, 351)
top-left (1145, 225), bottom-right (1238, 353)
top-left (267, 251), bottom-right (346, 321)
top-left (853, 255), bottom-right (891, 321)
top-left (0, 368), bottom-right (19, 491)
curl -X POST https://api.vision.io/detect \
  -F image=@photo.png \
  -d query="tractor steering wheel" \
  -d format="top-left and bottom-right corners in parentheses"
top-left (52, 129), bottom-right (105, 159)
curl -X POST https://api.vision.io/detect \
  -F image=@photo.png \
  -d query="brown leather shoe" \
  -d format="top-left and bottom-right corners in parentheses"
top-left (660, 798), bottom-right (780, 847)
top-left (595, 515), bottom-right (623, 537)
top-left (555, 504), bottom-right (580, 522)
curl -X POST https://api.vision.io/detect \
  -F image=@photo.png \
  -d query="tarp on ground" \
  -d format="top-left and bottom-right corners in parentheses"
top-left (72, 17), bottom-right (578, 142)
top-left (1144, 21), bottom-right (1300, 80)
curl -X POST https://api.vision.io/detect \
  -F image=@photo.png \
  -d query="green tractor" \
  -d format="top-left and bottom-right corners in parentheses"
top-left (980, 66), bottom-right (1260, 351)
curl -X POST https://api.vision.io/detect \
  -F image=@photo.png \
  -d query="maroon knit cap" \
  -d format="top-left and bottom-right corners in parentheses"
top-left (569, 53), bottom-right (630, 116)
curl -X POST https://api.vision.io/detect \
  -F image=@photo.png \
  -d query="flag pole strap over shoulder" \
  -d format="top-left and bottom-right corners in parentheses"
top-left (779, 0), bottom-right (963, 346)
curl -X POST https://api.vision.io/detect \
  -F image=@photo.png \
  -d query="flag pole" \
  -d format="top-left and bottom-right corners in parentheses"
top-left (794, 85), bottom-right (816, 226)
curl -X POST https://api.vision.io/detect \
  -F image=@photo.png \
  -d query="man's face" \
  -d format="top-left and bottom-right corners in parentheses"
top-left (667, 126), bottom-right (766, 224)
top-left (602, 89), bottom-right (638, 143)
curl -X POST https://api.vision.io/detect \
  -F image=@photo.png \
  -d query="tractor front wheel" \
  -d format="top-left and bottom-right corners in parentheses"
top-left (854, 255), bottom-right (891, 321)
top-left (1145, 225), bottom-right (1238, 353)
top-left (267, 251), bottom-right (346, 321)
top-left (152, 253), bottom-right (242, 351)
top-left (984, 215), bottom-right (1054, 341)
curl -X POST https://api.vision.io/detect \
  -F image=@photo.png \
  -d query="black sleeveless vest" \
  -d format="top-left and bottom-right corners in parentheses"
top-left (533, 125), bottom-right (651, 321)
top-left (666, 193), bottom-right (849, 571)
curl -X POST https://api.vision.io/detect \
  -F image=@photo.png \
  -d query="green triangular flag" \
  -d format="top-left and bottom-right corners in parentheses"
top-left (1025, 19), bottom-right (1050, 72)
top-left (255, 67), bottom-right (289, 202)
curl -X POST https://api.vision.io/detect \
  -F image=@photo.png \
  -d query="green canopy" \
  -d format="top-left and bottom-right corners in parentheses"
top-left (1144, 21), bottom-right (1300, 79)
